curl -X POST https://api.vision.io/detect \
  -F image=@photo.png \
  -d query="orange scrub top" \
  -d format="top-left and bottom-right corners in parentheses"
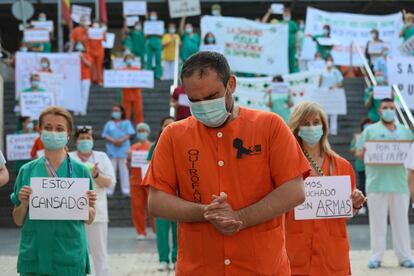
top-left (121, 66), bottom-right (142, 101)
top-left (30, 136), bottom-right (44, 159)
top-left (70, 26), bottom-right (89, 51)
top-left (129, 141), bottom-right (152, 182)
top-left (285, 153), bottom-right (356, 276)
top-left (143, 107), bottom-right (311, 275)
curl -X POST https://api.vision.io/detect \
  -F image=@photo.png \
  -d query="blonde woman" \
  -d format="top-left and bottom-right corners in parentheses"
top-left (286, 101), bottom-right (366, 276)
top-left (11, 106), bottom-right (96, 276)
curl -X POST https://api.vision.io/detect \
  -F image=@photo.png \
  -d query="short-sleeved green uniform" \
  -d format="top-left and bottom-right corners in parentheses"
top-left (31, 42), bottom-right (52, 53)
top-left (364, 87), bottom-right (381, 122)
top-left (357, 121), bottom-right (414, 194)
top-left (285, 20), bottom-right (299, 73)
top-left (126, 30), bottom-right (146, 67)
top-left (312, 34), bottom-right (334, 60)
top-left (350, 137), bottom-right (365, 172)
top-left (270, 95), bottom-right (291, 123)
top-left (181, 33), bottom-right (200, 62)
top-left (401, 24), bottom-right (414, 56)
top-left (10, 156), bottom-right (93, 276)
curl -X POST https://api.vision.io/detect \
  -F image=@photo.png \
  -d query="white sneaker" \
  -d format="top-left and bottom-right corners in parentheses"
top-left (157, 262), bottom-right (169, 272)
top-left (169, 262), bottom-right (176, 271)
top-left (136, 234), bottom-right (146, 241)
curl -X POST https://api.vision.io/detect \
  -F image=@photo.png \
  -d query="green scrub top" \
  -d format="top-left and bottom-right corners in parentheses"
top-left (313, 34), bottom-right (333, 60)
top-left (128, 30), bottom-right (146, 57)
top-left (10, 156), bottom-right (93, 276)
top-left (357, 121), bottom-right (414, 194)
top-left (181, 33), bottom-right (200, 62)
top-left (364, 87), bottom-right (381, 123)
top-left (30, 42), bottom-right (52, 53)
top-left (270, 95), bottom-right (291, 123)
top-left (22, 88), bottom-right (46, 93)
top-left (287, 20), bottom-right (298, 48)
top-left (350, 137), bottom-right (365, 172)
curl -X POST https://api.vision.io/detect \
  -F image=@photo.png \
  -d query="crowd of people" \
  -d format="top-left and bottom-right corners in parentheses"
top-left (1, 2), bottom-right (414, 276)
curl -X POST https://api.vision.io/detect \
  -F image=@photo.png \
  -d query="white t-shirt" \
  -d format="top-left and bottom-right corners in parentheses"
top-left (69, 150), bottom-right (116, 223)
top-left (404, 143), bottom-right (414, 171)
top-left (320, 68), bottom-right (343, 89)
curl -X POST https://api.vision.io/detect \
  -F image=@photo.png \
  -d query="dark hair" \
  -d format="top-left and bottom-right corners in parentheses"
top-left (181, 51), bottom-right (231, 87)
top-left (323, 25), bottom-right (331, 36)
top-left (360, 117), bottom-right (372, 131)
top-left (381, 98), bottom-right (394, 104)
top-left (19, 116), bottom-right (31, 124)
top-left (74, 128), bottom-right (94, 139)
top-left (160, 116), bottom-right (175, 126)
top-left (203, 32), bottom-right (216, 44)
top-left (272, 75), bottom-right (284, 82)
top-left (112, 104), bottom-right (126, 120)
top-left (371, 29), bottom-right (379, 37)
top-left (326, 54), bottom-right (334, 61)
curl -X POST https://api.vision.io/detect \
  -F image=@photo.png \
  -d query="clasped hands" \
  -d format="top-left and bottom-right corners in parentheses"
top-left (203, 192), bottom-right (243, 236)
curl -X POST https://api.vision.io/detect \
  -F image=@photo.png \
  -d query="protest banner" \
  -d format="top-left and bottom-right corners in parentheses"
top-left (15, 52), bottom-right (82, 112)
top-left (71, 5), bottom-right (92, 24)
top-left (283, 71), bottom-right (321, 104)
top-left (307, 60), bottom-right (326, 71)
top-left (29, 177), bottom-right (89, 220)
top-left (102, 33), bottom-right (115, 49)
top-left (199, 44), bottom-right (224, 54)
top-left (126, 16), bottom-right (139, 27)
top-left (295, 176), bottom-right (353, 220)
top-left (316, 37), bottom-right (339, 47)
top-left (271, 3), bottom-right (284, 14)
top-left (235, 77), bottom-right (272, 111)
top-left (123, 1), bottom-right (147, 15)
top-left (104, 70), bottom-right (154, 88)
top-left (24, 29), bottom-right (49, 43)
top-left (311, 88), bottom-right (347, 115)
top-left (88, 28), bottom-right (105, 40)
top-left (168, 0), bottom-right (201, 18)
top-left (373, 86), bottom-right (392, 100)
top-left (144, 21), bottom-right (164, 36)
top-left (30, 20), bottom-right (53, 32)
top-left (201, 16), bottom-right (289, 75)
top-left (112, 57), bottom-right (141, 69)
top-left (6, 133), bottom-right (38, 161)
top-left (302, 7), bottom-right (403, 66)
top-left (38, 72), bottom-right (64, 103)
top-left (131, 151), bottom-right (148, 168)
top-left (400, 36), bottom-right (414, 57)
top-left (368, 42), bottom-right (387, 55)
top-left (300, 37), bottom-right (318, 61)
top-left (388, 57), bottom-right (414, 109)
top-left (20, 92), bottom-right (55, 119)
top-left (271, 82), bottom-right (289, 96)
top-left (364, 141), bottom-right (412, 165)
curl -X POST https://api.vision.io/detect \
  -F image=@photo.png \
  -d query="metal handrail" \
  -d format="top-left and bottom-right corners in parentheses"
top-left (393, 84), bottom-right (414, 127)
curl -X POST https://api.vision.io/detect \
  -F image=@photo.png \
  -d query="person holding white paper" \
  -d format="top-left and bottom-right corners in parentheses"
top-left (400, 12), bottom-right (414, 56)
top-left (70, 15), bottom-right (90, 52)
top-left (162, 22), bottom-right (181, 80)
top-left (268, 75), bottom-right (293, 123)
top-left (75, 42), bottom-right (93, 116)
top-left (365, 70), bottom-right (388, 123)
top-left (10, 106), bottom-right (97, 275)
top-left (122, 20), bottom-right (146, 68)
top-left (366, 29), bottom-right (385, 70)
top-left (286, 101), bottom-right (365, 276)
top-left (88, 20), bottom-right (106, 85)
top-left (70, 126), bottom-right (115, 276)
top-left (357, 98), bottom-right (414, 269)
top-left (309, 24), bottom-right (333, 60)
top-left (145, 12), bottom-right (163, 79)
top-left (179, 17), bottom-right (200, 62)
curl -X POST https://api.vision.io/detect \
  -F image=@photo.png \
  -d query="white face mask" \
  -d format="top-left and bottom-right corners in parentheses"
top-left (326, 61), bottom-right (334, 68)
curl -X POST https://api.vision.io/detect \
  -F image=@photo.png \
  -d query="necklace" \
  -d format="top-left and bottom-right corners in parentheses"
top-left (303, 150), bottom-right (324, 176)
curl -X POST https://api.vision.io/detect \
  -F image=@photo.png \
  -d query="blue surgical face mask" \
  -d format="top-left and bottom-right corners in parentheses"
top-left (77, 139), bottom-right (94, 153)
top-left (41, 62), bottom-right (48, 68)
top-left (32, 80), bottom-right (40, 88)
top-left (185, 27), bottom-right (193, 34)
top-left (112, 111), bottom-right (121, 120)
top-left (189, 88), bottom-right (231, 128)
top-left (76, 44), bottom-right (84, 52)
top-left (26, 122), bottom-right (34, 131)
top-left (150, 15), bottom-right (157, 21)
top-left (298, 125), bottom-right (324, 147)
top-left (125, 59), bottom-right (133, 66)
top-left (376, 76), bottom-right (384, 84)
top-left (207, 36), bottom-right (215, 44)
top-left (20, 47), bottom-right (28, 52)
top-left (41, 130), bottom-right (68, 151)
top-left (136, 132), bottom-right (148, 141)
top-left (382, 108), bottom-right (395, 123)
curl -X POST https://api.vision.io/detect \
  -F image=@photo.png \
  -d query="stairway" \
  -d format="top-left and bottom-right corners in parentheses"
top-left (0, 80), bottom-right (171, 227)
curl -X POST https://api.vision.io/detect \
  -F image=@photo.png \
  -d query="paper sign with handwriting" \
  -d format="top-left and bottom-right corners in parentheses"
top-left (364, 141), bottom-right (412, 165)
top-left (104, 70), bottom-right (154, 88)
top-left (6, 133), bottom-right (38, 161)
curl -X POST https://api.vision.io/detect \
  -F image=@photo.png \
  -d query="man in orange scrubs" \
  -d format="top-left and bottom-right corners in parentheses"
top-left (143, 52), bottom-right (311, 275)
top-left (70, 15), bottom-right (90, 52)
top-left (88, 20), bottom-right (105, 85)
top-left (121, 54), bottom-right (144, 125)
top-left (128, 122), bottom-right (154, 240)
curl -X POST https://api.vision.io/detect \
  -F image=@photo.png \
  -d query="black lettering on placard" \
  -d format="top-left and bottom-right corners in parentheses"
top-left (296, 201), bottom-right (313, 211)
top-left (397, 63), bottom-right (403, 74)
top-left (41, 179), bottom-right (75, 189)
top-left (316, 199), bottom-right (352, 218)
top-left (31, 196), bottom-right (88, 210)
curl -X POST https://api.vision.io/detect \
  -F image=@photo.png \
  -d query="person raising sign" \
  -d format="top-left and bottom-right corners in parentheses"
top-left (10, 106), bottom-right (97, 276)
top-left (286, 101), bottom-right (365, 276)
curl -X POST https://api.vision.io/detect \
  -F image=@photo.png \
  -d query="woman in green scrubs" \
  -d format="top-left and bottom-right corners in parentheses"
top-left (11, 106), bottom-right (97, 276)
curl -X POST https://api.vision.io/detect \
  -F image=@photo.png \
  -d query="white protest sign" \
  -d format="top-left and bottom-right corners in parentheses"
top-left (295, 176), bottom-right (353, 220)
top-left (88, 28), bottom-right (104, 40)
top-left (364, 141), bottom-right (412, 165)
top-left (71, 5), bottom-right (92, 24)
top-left (283, 71), bottom-right (321, 104)
top-left (300, 37), bottom-right (318, 61)
top-left (6, 133), bottom-right (38, 161)
top-left (235, 77), bottom-right (272, 111)
top-left (271, 82), bottom-right (289, 96)
top-left (29, 177), bottom-right (90, 220)
top-left (144, 21), bottom-right (164, 36)
top-left (15, 52), bottom-right (82, 112)
top-left (24, 29), bottom-right (49, 43)
top-left (199, 44), bottom-right (224, 54)
top-left (104, 70), bottom-right (154, 88)
top-left (201, 16), bottom-right (289, 75)
top-left (38, 72), bottom-right (64, 103)
top-left (307, 60), bottom-right (326, 71)
top-left (388, 57), bottom-right (414, 109)
top-left (271, 3), bottom-right (284, 15)
top-left (303, 7), bottom-right (403, 66)
top-left (20, 92), bottom-right (55, 119)
top-left (368, 42), bottom-right (386, 55)
top-left (311, 88), bottom-right (347, 115)
top-left (373, 86), bottom-right (392, 100)
top-left (102, 33), bottom-right (115, 49)
top-left (400, 36), bottom-right (414, 57)
top-left (112, 57), bottom-right (141, 69)
top-left (126, 16), bottom-right (139, 27)
top-left (31, 21), bottom-right (54, 32)
top-left (123, 1), bottom-right (147, 15)
top-left (316, 37), bottom-right (338, 47)
top-left (168, 0), bottom-right (201, 18)
top-left (178, 94), bottom-right (190, 107)
top-left (131, 151), bottom-right (148, 168)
